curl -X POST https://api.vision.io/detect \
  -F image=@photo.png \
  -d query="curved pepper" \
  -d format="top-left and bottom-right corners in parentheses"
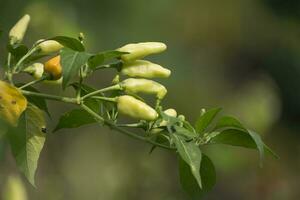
top-left (121, 78), bottom-right (167, 99)
top-left (117, 42), bottom-right (167, 62)
top-left (9, 14), bottom-right (30, 45)
top-left (117, 95), bottom-right (158, 121)
top-left (38, 40), bottom-right (63, 54)
top-left (121, 60), bottom-right (171, 78)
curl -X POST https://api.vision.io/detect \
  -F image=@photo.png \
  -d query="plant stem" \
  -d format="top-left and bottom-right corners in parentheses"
top-left (14, 47), bottom-right (38, 72)
top-left (18, 76), bottom-right (48, 89)
top-left (6, 53), bottom-right (13, 84)
top-left (117, 123), bottom-right (144, 128)
top-left (80, 104), bottom-right (175, 150)
top-left (81, 84), bottom-right (122, 100)
top-left (93, 61), bottom-right (122, 71)
top-left (91, 96), bottom-right (117, 102)
top-left (21, 90), bottom-right (77, 104)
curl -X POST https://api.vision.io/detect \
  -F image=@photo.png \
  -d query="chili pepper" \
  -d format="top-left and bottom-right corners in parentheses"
top-left (117, 42), bottom-right (167, 62)
top-left (44, 56), bottom-right (62, 80)
top-left (121, 78), bottom-right (167, 99)
top-left (151, 108), bottom-right (177, 133)
top-left (117, 95), bottom-right (158, 121)
top-left (2, 175), bottom-right (27, 200)
top-left (121, 60), bottom-right (171, 78)
top-left (24, 63), bottom-right (44, 79)
top-left (9, 14), bottom-right (30, 45)
top-left (38, 40), bottom-right (63, 54)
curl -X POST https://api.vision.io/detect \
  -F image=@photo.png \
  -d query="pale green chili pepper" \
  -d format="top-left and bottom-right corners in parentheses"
top-left (117, 95), bottom-right (158, 121)
top-left (9, 14), bottom-right (30, 45)
top-left (37, 40), bottom-right (63, 54)
top-left (2, 175), bottom-right (28, 200)
top-left (24, 63), bottom-right (44, 79)
top-left (121, 60), bottom-right (171, 78)
top-left (117, 42), bottom-right (167, 62)
top-left (120, 78), bottom-right (167, 99)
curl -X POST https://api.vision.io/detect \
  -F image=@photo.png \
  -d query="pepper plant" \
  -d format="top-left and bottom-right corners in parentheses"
top-left (0, 14), bottom-right (277, 198)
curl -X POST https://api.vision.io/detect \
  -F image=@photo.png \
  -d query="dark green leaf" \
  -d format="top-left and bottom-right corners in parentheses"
top-left (21, 86), bottom-right (50, 117)
top-left (88, 50), bottom-right (128, 69)
top-left (7, 43), bottom-right (28, 61)
top-left (172, 134), bottom-right (202, 188)
top-left (195, 108), bottom-right (221, 134)
top-left (71, 83), bottom-right (101, 111)
top-left (60, 48), bottom-right (91, 89)
top-left (149, 132), bottom-right (170, 154)
top-left (50, 36), bottom-right (85, 51)
top-left (7, 104), bottom-right (46, 186)
top-left (209, 129), bottom-right (277, 164)
top-left (0, 119), bottom-right (8, 139)
top-left (53, 109), bottom-right (96, 132)
top-left (179, 154), bottom-right (216, 199)
top-left (214, 116), bottom-right (246, 131)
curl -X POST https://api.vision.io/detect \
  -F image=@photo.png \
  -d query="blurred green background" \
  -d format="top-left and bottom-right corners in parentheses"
top-left (1, 0), bottom-right (300, 199)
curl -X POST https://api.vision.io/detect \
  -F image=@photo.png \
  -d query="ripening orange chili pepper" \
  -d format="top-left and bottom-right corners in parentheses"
top-left (44, 56), bottom-right (62, 80)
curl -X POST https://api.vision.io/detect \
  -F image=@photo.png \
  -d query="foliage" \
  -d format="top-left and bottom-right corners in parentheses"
top-left (0, 14), bottom-right (277, 199)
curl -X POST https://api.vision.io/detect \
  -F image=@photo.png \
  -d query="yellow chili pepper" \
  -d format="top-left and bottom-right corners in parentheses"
top-left (9, 14), bottom-right (30, 45)
top-left (117, 42), bottom-right (167, 62)
top-left (44, 56), bottom-right (62, 80)
top-left (121, 78), bottom-right (167, 99)
top-left (117, 95), bottom-right (158, 121)
top-left (121, 60), bottom-right (171, 78)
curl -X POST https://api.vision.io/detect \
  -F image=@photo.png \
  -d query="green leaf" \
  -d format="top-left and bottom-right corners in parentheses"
top-left (179, 154), bottom-right (216, 199)
top-left (214, 116), bottom-right (246, 131)
top-left (195, 108), bottom-right (221, 134)
top-left (50, 36), bottom-right (85, 51)
top-left (209, 129), bottom-right (277, 165)
top-left (60, 48), bottom-right (90, 89)
top-left (0, 119), bottom-right (8, 139)
top-left (172, 134), bottom-right (202, 188)
top-left (7, 43), bottom-right (28, 61)
top-left (18, 85), bottom-right (50, 117)
top-left (174, 126), bottom-right (198, 139)
top-left (7, 104), bottom-right (46, 186)
top-left (88, 50), bottom-right (127, 69)
top-left (53, 109), bottom-right (96, 132)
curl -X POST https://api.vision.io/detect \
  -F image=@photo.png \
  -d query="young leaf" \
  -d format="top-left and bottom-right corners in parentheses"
top-left (174, 126), bottom-right (198, 139)
top-left (195, 108), bottom-right (221, 134)
top-left (88, 50), bottom-right (128, 69)
top-left (60, 48), bottom-right (90, 89)
top-left (53, 109), bottom-right (97, 132)
top-left (179, 154), bottom-right (216, 199)
top-left (50, 36), bottom-right (85, 51)
top-left (7, 104), bottom-right (46, 186)
top-left (214, 115), bottom-right (246, 131)
top-left (172, 134), bottom-right (202, 188)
